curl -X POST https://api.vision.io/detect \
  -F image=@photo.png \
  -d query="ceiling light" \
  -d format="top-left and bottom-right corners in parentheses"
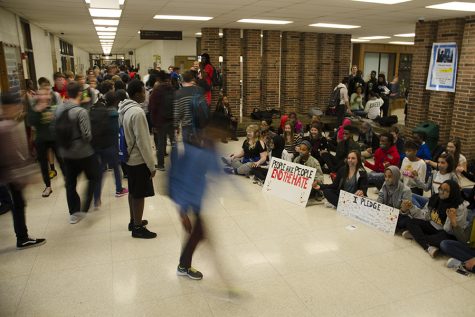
top-left (195, 32), bottom-right (202, 36)
top-left (100, 41), bottom-right (114, 43)
top-left (426, 2), bottom-right (475, 11)
top-left (389, 41), bottom-right (414, 45)
top-left (237, 19), bottom-right (293, 24)
top-left (137, 31), bottom-right (140, 34)
top-left (353, 0), bottom-right (412, 4)
top-left (358, 36), bottom-right (391, 40)
top-left (86, 0), bottom-right (125, 4)
top-left (89, 9), bottom-right (122, 18)
top-left (93, 19), bottom-right (119, 26)
top-left (153, 15), bottom-right (213, 21)
top-left (394, 33), bottom-right (415, 37)
top-left (351, 39), bottom-right (370, 42)
top-left (99, 35), bottom-right (115, 39)
top-left (309, 23), bottom-right (360, 29)
top-left (96, 26), bottom-right (117, 32)
top-left (97, 32), bottom-right (116, 36)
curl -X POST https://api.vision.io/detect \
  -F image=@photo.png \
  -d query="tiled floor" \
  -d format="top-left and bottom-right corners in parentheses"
top-left (0, 139), bottom-right (474, 316)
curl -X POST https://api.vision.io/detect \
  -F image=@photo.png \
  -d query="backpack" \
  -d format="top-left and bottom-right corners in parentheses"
top-left (211, 67), bottom-right (222, 87)
top-left (89, 104), bottom-right (111, 149)
top-left (376, 115), bottom-right (398, 127)
top-left (191, 90), bottom-right (210, 131)
top-left (55, 106), bottom-right (79, 149)
top-left (329, 87), bottom-right (342, 109)
top-left (118, 108), bottom-right (135, 163)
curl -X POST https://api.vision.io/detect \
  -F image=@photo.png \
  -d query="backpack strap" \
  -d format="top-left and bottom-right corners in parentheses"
top-left (119, 106), bottom-right (136, 156)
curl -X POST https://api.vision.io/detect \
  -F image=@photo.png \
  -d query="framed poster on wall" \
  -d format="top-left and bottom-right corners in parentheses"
top-left (426, 42), bottom-right (458, 92)
top-left (0, 42), bottom-right (24, 97)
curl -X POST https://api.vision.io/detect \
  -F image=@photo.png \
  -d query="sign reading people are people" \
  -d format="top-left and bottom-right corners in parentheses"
top-left (337, 190), bottom-right (399, 235)
top-left (262, 158), bottom-right (316, 207)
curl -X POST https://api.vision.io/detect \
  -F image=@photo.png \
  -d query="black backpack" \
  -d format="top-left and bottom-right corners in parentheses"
top-left (376, 115), bottom-right (398, 127)
top-left (329, 87), bottom-right (342, 109)
top-left (55, 106), bottom-right (80, 149)
top-left (89, 104), bottom-right (111, 149)
top-left (211, 67), bottom-right (222, 87)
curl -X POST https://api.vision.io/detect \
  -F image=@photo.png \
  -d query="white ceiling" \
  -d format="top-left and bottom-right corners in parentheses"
top-left (0, 0), bottom-right (472, 54)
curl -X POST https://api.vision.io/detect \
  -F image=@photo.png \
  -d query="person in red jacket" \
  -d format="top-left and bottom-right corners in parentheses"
top-left (200, 53), bottom-right (214, 105)
top-left (365, 132), bottom-right (400, 189)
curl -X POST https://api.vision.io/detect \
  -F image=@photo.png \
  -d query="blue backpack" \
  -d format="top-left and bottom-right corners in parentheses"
top-left (191, 91), bottom-right (210, 131)
top-left (118, 108), bottom-right (135, 163)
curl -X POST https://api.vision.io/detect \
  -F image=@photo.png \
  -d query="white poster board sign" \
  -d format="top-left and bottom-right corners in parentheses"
top-left (337, 190), bottom-right (399, 235)
top-left (426, 42), bottom-right (458, 92)
top-left (262, 158), bottom-right (316, 207)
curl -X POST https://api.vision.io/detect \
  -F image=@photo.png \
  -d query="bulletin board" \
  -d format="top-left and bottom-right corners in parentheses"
top-left (0, 42), bottom-right (24, 96)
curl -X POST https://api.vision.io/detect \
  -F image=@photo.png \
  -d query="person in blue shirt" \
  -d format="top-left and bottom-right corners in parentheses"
top-left (414, 131), bottom-right (432, 161)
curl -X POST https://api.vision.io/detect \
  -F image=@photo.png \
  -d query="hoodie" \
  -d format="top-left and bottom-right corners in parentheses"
top-left (364, 145), bottom-right (400, 173)
top-left (118, 99), bottom-right (155, 172)
top-left (377, 166), bottom-right (412, 209)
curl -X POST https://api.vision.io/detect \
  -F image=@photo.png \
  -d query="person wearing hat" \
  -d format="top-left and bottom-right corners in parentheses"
top-left (321, 125), bottom-right (360, 173)
top-left (294, 140), bottom-right (324, 200)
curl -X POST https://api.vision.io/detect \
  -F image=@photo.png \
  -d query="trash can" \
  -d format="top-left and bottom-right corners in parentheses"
top-left (413, 121), bottom-right (439, 152)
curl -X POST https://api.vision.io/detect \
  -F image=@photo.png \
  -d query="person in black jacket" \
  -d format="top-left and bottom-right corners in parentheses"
top-left (376, 73), bottom-right (390, 117)
top-left (321, 125), bottom-right (360, 173)
top-left (358, 122), bottom-right (379, 159)
top-left (317, 150), bottom-right (368, 208)
top-left (304, 123), bottom-right (328, 170)
top-left (214, 94), bottom-right (238, 143)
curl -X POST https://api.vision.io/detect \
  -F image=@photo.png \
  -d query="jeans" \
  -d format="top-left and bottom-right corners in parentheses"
top-left (440, 240), bottom-right (475, 272)
top-left (179, 213), bottom-right (204, 269)
top-left (412, 194), bottom-right (429, 209)
top-left (336, 104), bottom-right (346, 127)
top-left (154, 121), bottom-right (175, 168)
top-left (35, 140), bottom-right (64, 187)
top-left (0, 185), bottom-right (12, 206)
top-left (64, 155), bottom-right (100, 214)
top-left (407, 218), bottom-right (455, 250)
top-left (6, 184), bottom-right (28, 240)
top-left (223, 157), bottom-right (254, 175)
top-left (94, 146), bottom-right (123, 202)
top-left (368, 172), bottom-right (385, 190)
top-left (323, 188), bottom-right (340, 207)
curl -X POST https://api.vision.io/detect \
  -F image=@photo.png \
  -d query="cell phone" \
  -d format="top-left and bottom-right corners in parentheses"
top-left (456, 268), bottom-right (470, 276)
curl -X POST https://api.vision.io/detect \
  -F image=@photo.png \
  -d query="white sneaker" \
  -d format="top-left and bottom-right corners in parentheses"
top-left (447, 257), bottom-right (462, 269)
top-left (427, 246), bottom-right (439, 258)
top-left (325, 202), bottom-right (336, 209)
top-left (69, 212), bottom-right (86, 224)
top-left (402, 230), bottom-right (413, 240)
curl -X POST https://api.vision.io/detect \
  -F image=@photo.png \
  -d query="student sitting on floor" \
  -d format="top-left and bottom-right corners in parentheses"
top-left (414, 131), bottom-right (432, 161)
top-left (426, 138), bottom-right (467, 178)
top-left (303, 123), bottom-right (328, 170)
top-left (321, 125), bottom-right (360, 174)
top-left (281, 122), bottom-right (302, 162)
top-left (400, 140), bottom-right (427, 196)
top-left (357, 122), bottom-right (379, 159)
top-left (401, 180), bottom-right (468, 258)
top-left (317, 150), bottom-right (368, 209)
top-left (293, 140), bottom-right (324, 201)
top-left (441, 217), bottom-right (475, 274)
top-left (222, 124), bottom-right (267, 176)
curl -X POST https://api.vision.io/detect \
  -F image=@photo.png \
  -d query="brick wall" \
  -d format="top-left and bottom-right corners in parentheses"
top-left (335, 34), bottom-right (352, 86)
top-left (261, 30), bottom-right (281, 110)
top-left (222, 29), bottom-right (241, 116)
top-left (316, 33), bottom-right (337, 111)
top-left (427, 18), bottom-right (465, 143)
top-left (280, 32), bottom-right (301, 113)
top-left (451, 16), bottom-right (475, 159)
top-left (242, 29), bottom-right (262, 116)
top-left (300, 33), bottom-right (318, 114)
top-left (406, 21), bottom-right (438, 131)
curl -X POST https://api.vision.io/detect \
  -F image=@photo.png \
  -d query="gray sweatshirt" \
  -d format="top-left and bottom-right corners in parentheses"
top-left (55, 100), bottom-right (94, 159)
top-left (408, 202), bottom-right (468, 233)
top-left (118, 99), bottom-right (155, 172)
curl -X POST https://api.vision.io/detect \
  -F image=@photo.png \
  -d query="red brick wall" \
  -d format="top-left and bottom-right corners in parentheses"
top-left (242, 29), bottom-right (262, 116)
top-left (300, 33), bottom-right (318, 114)
top-left (406, 21), bottom-right (438, 131)
top-left (222, 29), bottom-right (241, 117)
top-left (316, 33), bottom-right (337, 111)
top-left (451, 16), bottom-right (475, 159)
top-left (281, 32), bottom-right (301, 113)
top-left (427, 18), bottom-right (465, 143)
top-left (335, 34), bottom-right (352, 86)
top-left (261, 30), bottom-right (281, 110)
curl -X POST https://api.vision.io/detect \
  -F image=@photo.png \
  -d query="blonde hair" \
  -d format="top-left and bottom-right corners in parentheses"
top-left (246, 124), bottom-right (260, 149)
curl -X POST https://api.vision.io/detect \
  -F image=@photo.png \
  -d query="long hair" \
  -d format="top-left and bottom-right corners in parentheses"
top-left (439, 153), bottom-right (455, 174)
top-left (246, 124), bottom-right (259, 149)
top-left (448, 138), bottom-right (462, 167)
top-left (283, 122), bottom-right (294, 145)
top-left (344, 150), bottom-right (364, 178)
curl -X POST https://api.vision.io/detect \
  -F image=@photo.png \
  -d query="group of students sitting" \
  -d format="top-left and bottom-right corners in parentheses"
top-left (221, 115), bottom-right (475, 275)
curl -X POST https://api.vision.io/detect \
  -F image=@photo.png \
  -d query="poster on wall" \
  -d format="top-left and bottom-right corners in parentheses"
top-left (337, 190), bottom-right (399, 235)
top-left (262, 158), bottom-right (316, 207)
top-left (426, 42), bottom-right (458, 92)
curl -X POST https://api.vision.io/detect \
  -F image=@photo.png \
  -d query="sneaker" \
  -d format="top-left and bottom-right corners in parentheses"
top-left (94, 200), bottom-right (101, 210)
top-left (402, 230), bottom-right (413, 240)
top-left (69, 212), bottom-right (86, 224)
top-left (42, 187), bottom-right (52, 197)
top-left (16, 237), bottom-right (46, 250)
top-left (131, 225), bottom-right (157, 239)
top-left (223, 167), bottom-right (235, 175)
top-left (325, 202), bottom-right (336, 209)
top-left (427, 246), bottom-right (439, 258)
top-left (49, 170), bottom-right (57, 179)
top-left (177, 265), bottom-right (203, 280)
top-left (447, 257), bottom-right (463, 269)
top-left (115, 188), bottom-right (129, 197)
top-left (128, 219), bottom-right (149, 231)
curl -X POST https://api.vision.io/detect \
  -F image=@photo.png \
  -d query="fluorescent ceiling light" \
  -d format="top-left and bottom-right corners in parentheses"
top-left (137, 31), bottom-right (140, 34)
top-left (237, 18), bottom-right (293, 24)
top-left (97, 32), bottom-right (116, 36)
top-left (195, 32), bottom-right (202, 36)
top-left (353, 0), bottom-right (412, 4)
top-left (351, 39), bottom-right (370, 42)
top-left (394, 33), bottom-right (415, 37)
top-left (309, 23), bottom-right (360, 29)
top-left (96, 26), bottom-right (117, 31)
top-left (426, 2), bottom-right (475, 11)
top-left (358, 36), bottom-right (391, 40)
top-left (86, 0), bottom-right (125, 4)
top-left (100, 41), bottom-right (114, 43)
top-left (153, 15), bottom-right (213, 21)
top-left (89, 9), bottom-right (122, 18)
top-left (389, 41), bottom-right (414, 45)
top-left (93, 19), bottom-right (119, 26)
top-left (99, 35), bottom-right (115, 39)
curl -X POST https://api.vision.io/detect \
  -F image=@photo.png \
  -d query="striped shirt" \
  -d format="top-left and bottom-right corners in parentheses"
top-left (173, 85), bottom-right (203, 129)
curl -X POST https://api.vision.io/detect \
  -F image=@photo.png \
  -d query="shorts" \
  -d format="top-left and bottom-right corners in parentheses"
top-left (126, 164), bottom-right (154, 198)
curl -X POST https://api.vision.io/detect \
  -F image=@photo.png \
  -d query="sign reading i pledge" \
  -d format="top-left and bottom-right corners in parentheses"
top-left (262, 158), bottom-right (316, 207)
top-left (337, 190), bottom-right (399, 235)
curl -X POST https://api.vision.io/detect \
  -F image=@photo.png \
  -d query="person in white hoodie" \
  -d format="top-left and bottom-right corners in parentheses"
top-left (118, 80), bottom-right (157, 239)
